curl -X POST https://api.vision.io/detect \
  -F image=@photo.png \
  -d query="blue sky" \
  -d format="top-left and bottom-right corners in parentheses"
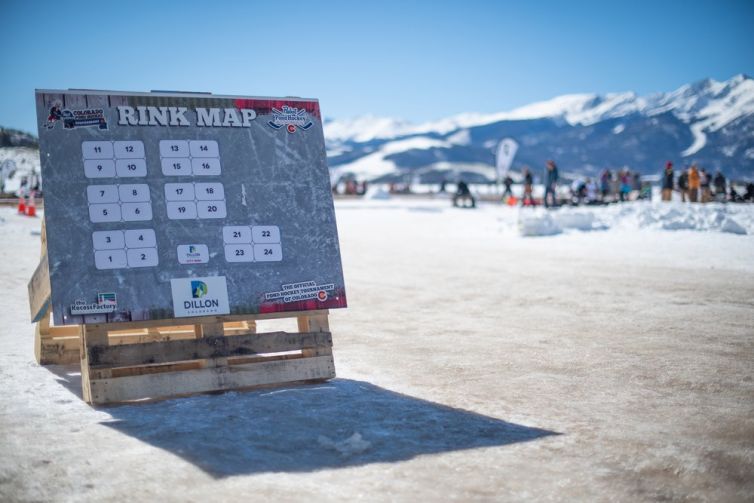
top-left (2, 0), bottom-right (752, 134)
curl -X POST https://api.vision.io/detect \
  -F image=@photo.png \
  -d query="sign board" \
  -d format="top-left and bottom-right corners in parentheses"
top-left (35, 89), bottom-right (347, 326)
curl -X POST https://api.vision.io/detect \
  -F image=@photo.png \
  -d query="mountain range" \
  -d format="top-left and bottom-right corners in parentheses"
top-left (325, 74), bottom-right (754, 183)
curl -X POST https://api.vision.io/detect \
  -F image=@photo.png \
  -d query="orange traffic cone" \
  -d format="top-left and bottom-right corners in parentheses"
top-left (17, 195), bottom-right (26, 214)
top-left (25, 192), bottom-right (37, 217)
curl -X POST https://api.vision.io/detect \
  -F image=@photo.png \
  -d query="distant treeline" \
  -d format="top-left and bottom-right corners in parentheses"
top-left (0, 128), bottom-right (38, 149)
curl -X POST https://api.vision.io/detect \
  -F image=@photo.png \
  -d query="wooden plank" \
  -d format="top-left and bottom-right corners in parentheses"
top-left (38, 337), bottom-right (80, 365)
top-left (28, 254), bottom-right (51, 323)
top-left (83, 309), bottom-right (329, 332)
top-left (80, 324), bottom-right (110, 403)
top-left (88, 355), bottom-right (336, 404)
top-left (87, 330), bottom-right (332, 368)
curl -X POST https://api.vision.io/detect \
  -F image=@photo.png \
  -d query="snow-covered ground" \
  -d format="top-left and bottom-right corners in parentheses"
top-left (1, 200), bottom-right (753, 501)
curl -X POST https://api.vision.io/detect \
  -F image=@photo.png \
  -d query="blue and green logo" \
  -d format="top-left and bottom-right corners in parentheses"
top-left (191, 281), bottom-right (208, 298)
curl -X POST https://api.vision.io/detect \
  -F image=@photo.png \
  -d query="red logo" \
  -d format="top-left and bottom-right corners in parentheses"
top-left (317, 290), bottom-right (328, 302)
top-left (286, 124), bottom-right (297, 134)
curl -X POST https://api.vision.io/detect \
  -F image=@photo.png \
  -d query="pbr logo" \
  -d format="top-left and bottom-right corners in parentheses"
top-left (44, 102), bottom-right (108, 130)
top-left (267, 105), bottom-right (313, 133)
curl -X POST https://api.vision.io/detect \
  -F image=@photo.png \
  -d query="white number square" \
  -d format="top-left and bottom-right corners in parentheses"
top-left (127, 247), bottom-right (159, 268)
top-left (166, 201), bottom-right (198, 219)
top-left (86, 185), bottom-right (119, 204)
top-left (194, 182), bottom-right (225, 200)
top-left (113, 141), bottom-right (145, 159)
top-left (159, 140), bottom-right (189, 157)
top-left (197, 200), bottom-right (227, 219)
top-left (121, 202), bottom-right (153, 221)
top-left (89, 203), bottom-right (121, 223)
top-left (82, 141), bottom-right (113, 159)
top-left (94, 249), bottom-right (127, 270)
top-left (161, 158), bottom-right (190, 176)
top-left (191, 158), bottom-right (222, 176)
top-left (164, 183), bottom-right (195, 201)
top-left (124, 229), bottom-right (157, 248)
top-left (189, 140), bottom-right (219, 157)
top-left (118, 184), bottom-right (151, 202)
top-left (253, 243), bottom-right (283, 262)
top-left (84, 159), bottom-right (116, 178)
top-left (92, 230), bottom-right (125, 250)
top-left (222, 226), bottom-right (251, 243)
top-left (251, 225), bottom-right (280, 243)
top-left (224, 244), bottom-right (253, 263)
top-left (116, 159), bottom-right (147, 177)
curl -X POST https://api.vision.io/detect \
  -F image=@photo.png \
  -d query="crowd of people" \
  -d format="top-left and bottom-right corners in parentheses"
top-left (512, 160), bottom-right (753, 207)
top-left (660, 161), bottom-right (751, 203)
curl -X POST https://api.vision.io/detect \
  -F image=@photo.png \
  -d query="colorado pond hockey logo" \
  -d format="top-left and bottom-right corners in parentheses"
top-left (267, 105), bottom-right (313, 133)
top-left (44, 103), bottom-right (108, 130)
top-left (191, 280), bottom-right (208, 298)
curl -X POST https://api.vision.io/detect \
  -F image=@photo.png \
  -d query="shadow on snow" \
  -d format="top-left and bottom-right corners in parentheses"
top-left (48, 368), bottom-right (558, 478)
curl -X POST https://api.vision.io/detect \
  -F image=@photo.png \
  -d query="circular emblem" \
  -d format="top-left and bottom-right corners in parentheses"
top-left (317, 290), bottom-right (328, 302)
top-left (286, 124), bottom-right (297, 134)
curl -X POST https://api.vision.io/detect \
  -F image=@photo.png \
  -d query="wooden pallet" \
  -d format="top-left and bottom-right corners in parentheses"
top-left (30, 224), bottom-right (336, 405)
top-left (34, 307), bottom-right (335, 405)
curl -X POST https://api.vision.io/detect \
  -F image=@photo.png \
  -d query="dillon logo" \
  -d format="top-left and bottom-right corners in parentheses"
top-left (171, 276), bottom-right (230, 317)
top-left (267, 105), bottom-right (313, 133)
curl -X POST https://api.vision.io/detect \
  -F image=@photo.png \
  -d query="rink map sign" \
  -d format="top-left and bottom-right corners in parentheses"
top-left (35, 89), bottom-right (347, 326)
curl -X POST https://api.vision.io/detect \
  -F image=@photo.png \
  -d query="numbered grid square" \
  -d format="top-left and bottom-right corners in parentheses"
top-left (197, 200), bottom-right (227, 219)
top-left (113, 141), bottom-right (145, 159)
top-left (225, 244), bottom-right (253, 263)
top-left (253, 243), bottom-right (283, 262)
top-left (89, 203), bottom-right (121, 223)
top-left (164, 183), bottom-right (195, 201)
top-left (194, 183), bottom-right (225, 200)
top-left (166, 201), bottom-right (198, 220)
top-left (191, 158), bottom-right (222, 176)
top-left (84, 159), bottom-right (116, 178)
top-left (251, 225), bottom-right (281, 243)
top-left (92, 230), bottom-right (125, 250)
top-left (82, 141), bottom-right (113, 159)
top-left (121, 202), bottom-right (153, 222)
top-left (118, 184), bottom-right (151, 203)
top-left (86, 185), bottom-right (119, 204)
top-left (159, 140), bottom-right (189, 157)
top-left (94, 249), bottom-right (128, 270)
top-left (127, 247), bottom-right (159, 268)
top-left (115, 159), bottom-right (147, 177)
top-left (189, 140), bottom-right (219, 157)
top-left (223, 226), bottom-right (252, 244)
top-left (161, 158), bottom-right (191, 176)
top-left (124, 229), bottom-right (157, 248)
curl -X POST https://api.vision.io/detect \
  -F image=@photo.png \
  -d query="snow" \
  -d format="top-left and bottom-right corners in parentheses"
top-left (0, 147), bottom-right (40, 194)
top-left (329, 137), bottom-right (450, 181)
top-left (324, 75), bottom-right (754, 162)
top-left (515, 201), bottom-right (753, 237)
top-left (1, 200), bottom-right (754, 501)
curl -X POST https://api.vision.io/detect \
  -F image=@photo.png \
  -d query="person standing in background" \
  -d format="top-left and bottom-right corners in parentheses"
top-left (700, 168), bottom-right (712, 203)
top-left (662, 161), bottom-right (674, 201)
top-left (522, 167), bottom-right (534, 206)
top-left (713, 170), bottom-right (727, 202)
top-left (544, 160), bottom-right (559, 208)
top-left (678, 169), bottom-right (688, 202)
top-left (688, 164), bottom-right (700, 202)
top-left (600, 168), bottom-right (611, 202)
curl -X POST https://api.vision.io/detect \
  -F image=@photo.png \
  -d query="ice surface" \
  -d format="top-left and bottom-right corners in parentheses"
top-left (1, 200), bottom-right (753, 501)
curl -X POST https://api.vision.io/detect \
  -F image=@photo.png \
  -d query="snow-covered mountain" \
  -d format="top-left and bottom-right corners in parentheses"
top-left (325, 74), bottom-right (754, 182)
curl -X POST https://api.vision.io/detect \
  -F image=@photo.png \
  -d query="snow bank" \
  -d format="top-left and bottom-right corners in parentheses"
top-left (516, 202), bottom-right (752, 237)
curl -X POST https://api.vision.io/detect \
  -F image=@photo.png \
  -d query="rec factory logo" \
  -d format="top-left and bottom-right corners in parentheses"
top-left (170, 276), bottom-right (230, 317)
top-left (267, 105), bottom-right (313, 133)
